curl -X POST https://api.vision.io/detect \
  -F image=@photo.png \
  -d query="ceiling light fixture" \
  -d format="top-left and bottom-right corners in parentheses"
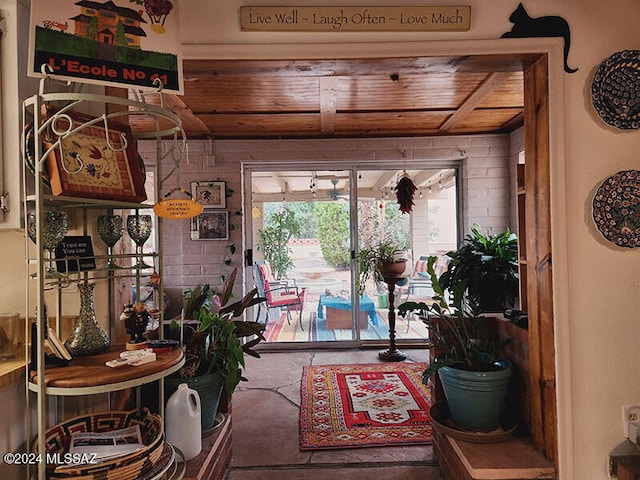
top-left (328, 179), bottom-right (342, 201)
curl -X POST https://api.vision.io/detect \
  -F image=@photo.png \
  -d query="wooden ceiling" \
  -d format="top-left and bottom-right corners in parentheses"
top-left (130, 54), bottom-right (537, 139)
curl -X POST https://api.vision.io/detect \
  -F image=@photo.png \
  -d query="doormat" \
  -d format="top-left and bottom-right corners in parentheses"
top-left (299, 362), bottom-right (432, 450)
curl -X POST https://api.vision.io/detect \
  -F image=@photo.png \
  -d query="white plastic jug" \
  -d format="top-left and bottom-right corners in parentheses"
top-left (165, 383), bottom-right (202, 460)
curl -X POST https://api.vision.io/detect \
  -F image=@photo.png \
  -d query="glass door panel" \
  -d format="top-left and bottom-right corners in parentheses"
top-left (356, 167), bottom-right (459, 344)
top-left (249, 169), bottom-right (358, 343)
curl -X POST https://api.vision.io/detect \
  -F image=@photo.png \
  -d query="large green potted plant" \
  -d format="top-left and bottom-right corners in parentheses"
top-left (398, 256), bottom-right (512, 432)
top-left (165, 268), bottom-right (266, 431)
top-left (357, 239), bottom-right (408, 296)
top-left (439, 226), bottom-right (519, 312)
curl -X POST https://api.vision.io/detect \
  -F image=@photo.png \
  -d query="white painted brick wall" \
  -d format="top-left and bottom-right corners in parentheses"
top-left (148, 134), bottom-right (514, 302)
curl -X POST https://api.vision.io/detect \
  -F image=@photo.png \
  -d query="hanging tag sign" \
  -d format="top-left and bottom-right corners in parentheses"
top-left (154, 188), bottom-right (203, 219)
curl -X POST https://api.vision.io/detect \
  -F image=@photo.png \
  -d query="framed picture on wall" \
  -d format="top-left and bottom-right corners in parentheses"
top-left (191, 211), bottom-right (229, 240)
top-left (191, 181), bottom-right (226, 208)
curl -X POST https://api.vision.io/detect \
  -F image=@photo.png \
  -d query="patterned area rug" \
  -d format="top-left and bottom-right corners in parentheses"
top-left (299, 362), bottom-right (432, 450)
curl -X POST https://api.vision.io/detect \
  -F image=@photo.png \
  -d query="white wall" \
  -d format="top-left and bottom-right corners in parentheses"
top-left (141, 134), bottom-right (511, 316)
top-left (0, 1), bottom-right (638, 478)
top-left (177, 1), bottom-right (640, 478)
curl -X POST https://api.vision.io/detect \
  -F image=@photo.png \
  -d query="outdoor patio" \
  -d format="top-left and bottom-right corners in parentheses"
top-left (258, 239), bottom-right (431, 344)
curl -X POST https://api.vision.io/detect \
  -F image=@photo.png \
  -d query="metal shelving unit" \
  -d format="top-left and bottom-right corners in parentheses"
top-left (23, 74), bottom-right (188, 480)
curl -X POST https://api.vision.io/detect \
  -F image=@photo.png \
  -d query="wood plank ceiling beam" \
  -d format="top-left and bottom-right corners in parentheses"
top-left (163, 94), bottom-right (211, 136)
top-left (439, 72), bottom-right (512, 132)
top-left (320, 77), bottom-right (339, 134)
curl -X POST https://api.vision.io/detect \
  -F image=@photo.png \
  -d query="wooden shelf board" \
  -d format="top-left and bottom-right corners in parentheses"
top-left (449, 435), bottom-right (555, 479)
top-left (29, 344), bottom-right (184, 395)
top-left (0, 349), bottom-right (26, 389)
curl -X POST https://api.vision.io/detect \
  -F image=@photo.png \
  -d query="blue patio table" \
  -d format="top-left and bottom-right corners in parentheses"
top-left (317, 294), bottom-right (378, 326)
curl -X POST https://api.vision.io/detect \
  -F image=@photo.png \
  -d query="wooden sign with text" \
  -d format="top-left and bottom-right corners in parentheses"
top-left (240, 6), bottom-right (470, 32)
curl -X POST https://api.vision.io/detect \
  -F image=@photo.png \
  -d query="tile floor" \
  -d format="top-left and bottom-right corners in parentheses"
top-left (227, 347), bottom-right (445, 480)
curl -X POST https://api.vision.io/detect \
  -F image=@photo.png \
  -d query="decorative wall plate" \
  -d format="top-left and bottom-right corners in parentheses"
top-left (592, 170), bottom-right (640, 248)
top-left (591, 50), bottom-right (640, 130)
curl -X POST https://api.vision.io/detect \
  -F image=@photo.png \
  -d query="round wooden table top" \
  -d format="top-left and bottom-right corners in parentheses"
top-left (29, 344), bottom-right (184, 394)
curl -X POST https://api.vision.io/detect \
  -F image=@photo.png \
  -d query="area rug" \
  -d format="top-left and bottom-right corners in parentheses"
top-left (299, 362), bottom-right (432, 450)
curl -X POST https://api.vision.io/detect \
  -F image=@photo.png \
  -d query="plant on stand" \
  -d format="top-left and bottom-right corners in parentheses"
top-left (358, 238), bottom-right (409, 362)
top-left (357, 238), bottom-right (408, 296)
top-left (398, 256), bottom-right (512, 433)
top-left (165, 268), bottom-right (266, 431)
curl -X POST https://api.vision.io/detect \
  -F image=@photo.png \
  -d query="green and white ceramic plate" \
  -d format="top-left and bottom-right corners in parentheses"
top-left (592, 169), bottom-right (640, 248)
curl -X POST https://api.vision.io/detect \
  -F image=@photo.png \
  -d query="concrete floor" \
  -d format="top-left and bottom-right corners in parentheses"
top-left (227, 348), bottom-right (445, 480)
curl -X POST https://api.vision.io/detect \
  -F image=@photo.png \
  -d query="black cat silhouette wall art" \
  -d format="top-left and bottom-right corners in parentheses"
top-left (502, 3), bottom-right (578, 73)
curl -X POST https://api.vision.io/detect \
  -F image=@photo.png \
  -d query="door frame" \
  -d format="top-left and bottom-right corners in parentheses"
top-left (226, 38), bottom-right (568, 472)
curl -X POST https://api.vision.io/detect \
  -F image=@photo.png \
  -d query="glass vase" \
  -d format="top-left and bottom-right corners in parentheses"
top-left (64, 282), bottom-right (110, 356)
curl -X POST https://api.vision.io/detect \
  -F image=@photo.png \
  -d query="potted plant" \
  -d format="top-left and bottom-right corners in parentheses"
top-left (398, 256), bottom-right (512, 432)
top-left (357, 239), bottom-right (409, 295)
top-left (439, 226), bottom-right (519, 312)
top-left (165, 268), bottom-right (266, 431)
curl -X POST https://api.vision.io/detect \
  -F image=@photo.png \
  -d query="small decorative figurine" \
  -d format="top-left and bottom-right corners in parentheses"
top-left (120, 302), bottom-right (151, 348)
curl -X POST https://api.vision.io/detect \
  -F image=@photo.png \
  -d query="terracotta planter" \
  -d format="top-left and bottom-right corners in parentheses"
top-left (378, 260), bottom-right (407, 281)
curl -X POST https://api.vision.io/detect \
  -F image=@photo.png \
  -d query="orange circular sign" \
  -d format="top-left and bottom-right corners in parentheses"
top-left (153, 199), bottom-right (203, 219)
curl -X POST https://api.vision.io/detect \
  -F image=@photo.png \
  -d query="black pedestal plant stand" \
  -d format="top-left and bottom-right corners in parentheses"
top-left (378, 275), bottom-right (407, 362)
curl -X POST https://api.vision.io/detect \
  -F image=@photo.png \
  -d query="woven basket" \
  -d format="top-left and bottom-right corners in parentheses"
top-left (36, 409), bottom-right (163, 479)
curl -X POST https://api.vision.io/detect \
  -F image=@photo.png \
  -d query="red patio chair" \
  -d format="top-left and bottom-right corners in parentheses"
top-left (253, 261), bottom-right (306, 330)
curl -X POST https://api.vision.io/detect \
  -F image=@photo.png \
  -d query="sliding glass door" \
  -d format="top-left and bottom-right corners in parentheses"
top-left (355, 168), bottom-right (458, 343)
top-left (248, 168), bottom-right (358, 343)
top-left (245, 163), bottom-right (459, 346)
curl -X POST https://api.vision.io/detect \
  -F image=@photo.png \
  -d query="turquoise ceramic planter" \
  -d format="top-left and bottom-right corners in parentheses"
top-left (438, 362), bottom-right (512, 432)
top-left (165, 372), bottom-right (225, 431)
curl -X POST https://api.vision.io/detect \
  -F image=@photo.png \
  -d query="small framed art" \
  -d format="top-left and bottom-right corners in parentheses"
top-left (191, 211), bottom-right (229, 240)
top-left (191, 181), bottom-right (226, 208)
